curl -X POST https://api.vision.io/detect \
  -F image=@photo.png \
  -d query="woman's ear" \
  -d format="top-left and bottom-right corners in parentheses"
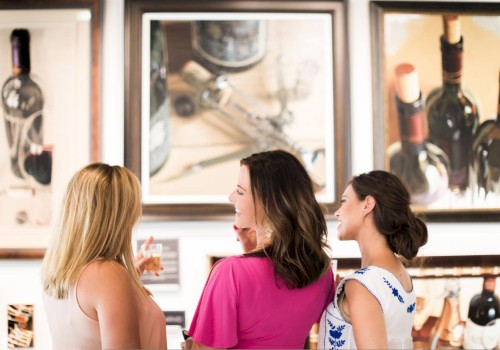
top-left (363, 195), bottom-right (376, 215)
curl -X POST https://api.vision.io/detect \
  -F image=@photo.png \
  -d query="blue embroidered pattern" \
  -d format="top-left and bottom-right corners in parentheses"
top-left (355, 267), bottom-right (370, 275)
top-left (383, 277), bottom-right (404, 303)
top-left (407, 302), bottom-right (416, 313)
top-left (327, 320), bottom-right (346, 349)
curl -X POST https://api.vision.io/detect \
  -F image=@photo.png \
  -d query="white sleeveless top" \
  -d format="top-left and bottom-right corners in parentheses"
top-left (318, 266), bottom-right (415, 349)
top-left (43, 263), bottom-right (167, 350)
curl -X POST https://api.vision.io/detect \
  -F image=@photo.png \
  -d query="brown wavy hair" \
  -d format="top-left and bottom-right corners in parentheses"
top-left (350, 170), bottom-right (428, 260)
top-left (241, 149), bottom-right (331, 289)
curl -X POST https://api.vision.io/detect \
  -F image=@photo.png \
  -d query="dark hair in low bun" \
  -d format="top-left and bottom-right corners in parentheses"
top-left (350, 170), bottom-right (428, 260)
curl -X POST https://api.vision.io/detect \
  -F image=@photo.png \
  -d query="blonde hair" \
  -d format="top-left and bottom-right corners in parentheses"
top-left (41, 163), bottom-right (149, 299)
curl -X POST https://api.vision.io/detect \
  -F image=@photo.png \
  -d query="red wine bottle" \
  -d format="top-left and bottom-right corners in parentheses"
top-left (388, 63), bottom-right (449, 205)
top-left (463, 276), bottom-right (500, 349)
top-left (425, 16), bottom-right (479, 193)
top-left (2, 29), bottom-right (44, 180)
top-left (471, 70), bottom-right (500, 197)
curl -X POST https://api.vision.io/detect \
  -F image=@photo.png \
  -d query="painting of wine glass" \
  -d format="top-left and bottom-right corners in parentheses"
top-left (371, 1), bottom-right (500, 221)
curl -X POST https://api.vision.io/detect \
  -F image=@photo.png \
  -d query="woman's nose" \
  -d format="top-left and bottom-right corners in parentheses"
top-left (228, 191), bottom-right (235, 203)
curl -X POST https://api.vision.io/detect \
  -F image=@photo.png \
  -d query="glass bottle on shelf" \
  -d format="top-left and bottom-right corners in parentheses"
top-left (388, 63), bottom-right (449, 205)
top-left (191, 20), bottom-right (267, 73)
top-left (2, 29), bottom-right (44, 180)
top-left (425, 15), bottom-right (479, 194)
top-left (463, 276), bottom-right (500, 349)
top-left (471, 69), bottom-right (500, 198)
top-left (149, 21), bottom-right (170, 177)
top-left (430, 278), bottom-right (465, 349)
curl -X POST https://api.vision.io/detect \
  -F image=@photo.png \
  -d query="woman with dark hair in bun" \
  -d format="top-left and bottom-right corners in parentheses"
top-left (318, 170), bottom-right (428, 349)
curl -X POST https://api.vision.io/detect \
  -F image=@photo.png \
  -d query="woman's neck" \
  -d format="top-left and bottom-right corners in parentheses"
top-left (358, 230), bottom-right (396, 268)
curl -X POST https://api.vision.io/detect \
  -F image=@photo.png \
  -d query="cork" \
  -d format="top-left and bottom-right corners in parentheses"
top-left (443, 15), bottom-right (461, 45)
top-left (395, 63), bottom-right (420, 103)
top-left (181, 60), bottom-right (213, 87)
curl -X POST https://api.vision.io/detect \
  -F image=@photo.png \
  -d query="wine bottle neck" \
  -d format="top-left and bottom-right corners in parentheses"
top-left (483, 276), bottom-right (496, 293)
top-left (395, 94), bottom-right (426, 145)
top-left (11, 35), bottom-right (31, 75)
top-left (442, 82), bottom-right (461, 93)
top-left (440, 36), bottom-right (463, 85)
top-left (401, 141), bottom-right (425, 153)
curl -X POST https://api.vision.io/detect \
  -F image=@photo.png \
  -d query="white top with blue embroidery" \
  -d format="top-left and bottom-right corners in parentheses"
top-left (318, 266), bottom-right (416, 349)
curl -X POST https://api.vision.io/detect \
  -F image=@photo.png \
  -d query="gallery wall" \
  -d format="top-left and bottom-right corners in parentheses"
top-left (0, 0), bottom-right (498, 348)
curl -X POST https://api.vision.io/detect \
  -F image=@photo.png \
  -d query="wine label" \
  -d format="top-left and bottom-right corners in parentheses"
top-left (403, 111), bottom-right (425, 144)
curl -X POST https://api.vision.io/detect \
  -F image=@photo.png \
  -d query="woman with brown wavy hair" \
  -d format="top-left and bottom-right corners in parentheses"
top-left (185, 149), bottom-right (335, 349)
top-left (318, 170), bottom-right (428, 349)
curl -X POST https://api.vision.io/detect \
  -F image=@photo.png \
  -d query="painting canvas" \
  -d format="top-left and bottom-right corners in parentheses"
top-left (7, 304), bottom-right (34, 348)
top-left (125, 0), bottom-right (349, 219)
top-left (371, 2), bottom-right (500, 220)
top-left (141, 13), bottom-right (335, 204)
top-left (0, 5), bottom-right (100, 251)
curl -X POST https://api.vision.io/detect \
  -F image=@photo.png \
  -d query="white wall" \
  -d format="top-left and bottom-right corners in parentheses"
top-left (0, 0), bottom-right (499, 348)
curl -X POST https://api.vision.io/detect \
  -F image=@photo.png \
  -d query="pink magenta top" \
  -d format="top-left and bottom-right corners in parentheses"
top-left (188, 255), bottom-right (335, 349)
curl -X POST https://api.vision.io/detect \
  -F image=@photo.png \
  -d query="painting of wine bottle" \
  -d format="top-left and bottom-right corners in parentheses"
top-left (0, 3), bottom-right (101, 255)
top-left (1, 29), bottom-right (53, 228)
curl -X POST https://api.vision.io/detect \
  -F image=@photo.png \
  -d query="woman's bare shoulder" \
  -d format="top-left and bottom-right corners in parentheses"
top-left (77, 260), bottom-right (136, 308)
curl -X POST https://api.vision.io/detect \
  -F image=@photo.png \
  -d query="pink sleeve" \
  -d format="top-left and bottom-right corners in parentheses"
top-left (327, 267), bottom-right (336, 304)
top-left (188, 259), bottom-right (239, 348)
top-left (317, 266), bottom-right (335, 323)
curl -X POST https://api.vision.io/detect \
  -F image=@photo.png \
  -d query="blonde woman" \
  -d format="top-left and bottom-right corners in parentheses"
top-left (41, 163), bottom-right (166, 349)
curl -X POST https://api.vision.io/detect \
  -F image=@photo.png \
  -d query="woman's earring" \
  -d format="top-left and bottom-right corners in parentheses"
top-left (264, 228), bottom-right (273, 239)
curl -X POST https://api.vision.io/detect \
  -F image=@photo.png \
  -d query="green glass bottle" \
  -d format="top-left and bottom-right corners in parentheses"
top-left (149, 21), bottom-right (170, 176)
top-left (471, 70), bottom-right (500, 197)
top-left (2, 29), bottom-right (44, 180)
top-left (388, 63), bottom-right (449, 205)
top-left (425, 15), bottom-right (479, 193)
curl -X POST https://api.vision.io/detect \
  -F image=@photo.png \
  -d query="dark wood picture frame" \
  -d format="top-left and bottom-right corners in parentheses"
top-left (0, 0), bottom-right (102, 259)
top-left (125, 0), bottom-right (350, 220)
top-left (370, 1), bottom-right (500, 222)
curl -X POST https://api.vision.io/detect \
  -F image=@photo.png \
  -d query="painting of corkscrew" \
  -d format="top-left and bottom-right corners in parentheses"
top-left (137, 12), bottom-right (340, 207)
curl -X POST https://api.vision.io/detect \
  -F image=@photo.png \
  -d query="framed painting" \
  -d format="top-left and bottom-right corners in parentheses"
top-left (0, 0), bottom-right (102, 258)
top-left (371, 1), bottom-right (500, 221)
top-left (125, 0), bottom-right (349, 220)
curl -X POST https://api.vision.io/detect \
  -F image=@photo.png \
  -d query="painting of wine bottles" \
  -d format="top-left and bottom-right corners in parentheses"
top-left (371, 2), bottom-right (500, 220)
top-left (0, 2), bottom-right (101, 253)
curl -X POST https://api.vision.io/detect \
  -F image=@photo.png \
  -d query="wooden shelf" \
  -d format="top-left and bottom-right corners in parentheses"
top-left (336, 255), bottom-right (499, 279)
